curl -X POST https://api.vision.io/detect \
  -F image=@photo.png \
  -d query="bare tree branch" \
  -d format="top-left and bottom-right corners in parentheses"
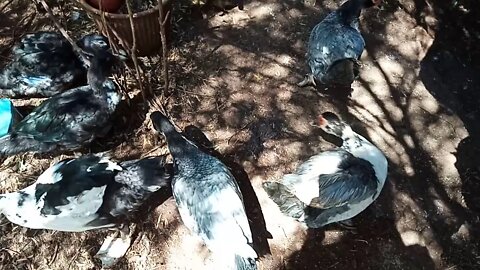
top-left (157, 0), bottom-right (170, 95)
top-left (126, 0), bottom-right (149, 102)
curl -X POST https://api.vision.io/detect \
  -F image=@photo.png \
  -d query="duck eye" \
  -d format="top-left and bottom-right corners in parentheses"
top-left (94, 40), bottom-right (108, 48)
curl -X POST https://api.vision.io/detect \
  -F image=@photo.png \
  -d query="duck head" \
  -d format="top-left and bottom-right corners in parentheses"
top-left (77, 34), bottom-right (110, 56)
top-left (318, 111), bottom-right (353, 137)
top-left (150, 111), bottom-right (175, 135)
top-left (77, 34), bottom-right (128, 66)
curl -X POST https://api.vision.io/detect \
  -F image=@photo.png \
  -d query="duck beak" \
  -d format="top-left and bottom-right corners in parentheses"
top-left (113, 49), bottom-right (128, 62)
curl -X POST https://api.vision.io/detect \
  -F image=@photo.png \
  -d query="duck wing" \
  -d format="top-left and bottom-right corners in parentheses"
top-left (34, 155), bottom-right (121, 217)
top-left (12, 32), bottom-right (72, 58)
top-left (307, 22), bottom-right (365, 81)
top-left (98, 156), bottom-right (172, 219)
top-left (0, 32), bottom-right (85, 97)
top-left (13, 87), bottom-right (106, 145)
top-left (174, 164), bottom-right (255, 257)
top-left (313, 153), bottom-right (378, 209)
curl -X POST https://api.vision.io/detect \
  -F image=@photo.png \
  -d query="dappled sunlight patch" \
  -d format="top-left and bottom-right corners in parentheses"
top-left (320, 230), bottom-right (349, 245)
top-left (165, 227), bottom-right (213, 270)
top-left (376, 56), bottom-right (406, 84)
top-left (247, 3), bottom-right (280, 20)
top-left (393, 190), bottom-right (444, 264)
top-left (208, 9), bottom-right (251, 28)
top-left (261, 61), bottom-right (291, 78)
top-left (381, 10), bottom-right (433, 62)
top-left (277, 101), bottom-right (305, 115)
top-left (400, 230), bottom-right (425, 246)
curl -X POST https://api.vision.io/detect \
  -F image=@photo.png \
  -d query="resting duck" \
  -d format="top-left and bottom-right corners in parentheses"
top-left (151, 111), bottom-right (257, 270)
top-left (263, 112), bottom-right (388, 228)
top-left (0, 35), bottom-right (122, 156)
top-left (298, 0), bottom-right (381, 88)
top-left (0, 31), bottom-right (113, 98)
top-left (0, 154), bottom-right (172, 266)
top-left (0, 154), bottom-right (171, 231)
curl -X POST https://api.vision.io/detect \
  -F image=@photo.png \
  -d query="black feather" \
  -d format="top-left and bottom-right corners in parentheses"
top-left (315, 151), bottom-right (378, 208)
top-left (302, 0), bottom-right (374, 87)
top-left (0, 32), bottom-right (111, 98)
top-left (36, 156), bottom-right (117, 216)
top-left (0, 43), bottom-right (120, 156)
top-left (97, 156), bottom-right (172, 220)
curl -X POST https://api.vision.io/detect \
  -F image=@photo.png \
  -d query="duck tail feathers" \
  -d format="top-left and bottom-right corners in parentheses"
top-left (262, 181), bottom-right (306, 219)
top-left (234, 254), bottom-right (257, 270)
top-left (232, 243), bottom-right (257, 270)
top-left (0, 134), bottom-right (53, 157)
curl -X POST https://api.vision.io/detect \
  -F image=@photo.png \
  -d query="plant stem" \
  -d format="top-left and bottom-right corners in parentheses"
top-left (126, 0), bottom-right (148, 101)
top-left (157, 0), bottom-right (170, 95)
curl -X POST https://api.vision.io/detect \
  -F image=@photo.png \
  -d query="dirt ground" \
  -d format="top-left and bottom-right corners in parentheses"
top-left (1, 0), bottom-right (479, 269)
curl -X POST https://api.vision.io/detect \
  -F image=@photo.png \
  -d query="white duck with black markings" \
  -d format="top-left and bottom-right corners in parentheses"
top-left (0, 154), bottom-right (172, 267)
top-left (263, 112), bottom-right (388, 228)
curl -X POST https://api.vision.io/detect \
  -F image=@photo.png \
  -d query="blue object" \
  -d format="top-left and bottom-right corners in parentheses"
top-left (0, 99), bottom-right (22, 137)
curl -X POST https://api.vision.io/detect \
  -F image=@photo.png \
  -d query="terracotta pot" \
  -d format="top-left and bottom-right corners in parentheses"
top-left (87, 0), bottom-right (125, 13)
top-left (78, 0), bottom-right (171, 56)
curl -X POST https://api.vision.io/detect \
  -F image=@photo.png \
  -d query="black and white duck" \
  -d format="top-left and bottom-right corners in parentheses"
top-left (298, 0), bottom-right (381, 88)
top-left (150, 111), bottom-right (257, 270)
top-left (0, 154), bottom-right (172, 266)
top-left (263, 112), bottom-right (388, 228)
top-left (0, 31), bottom-right (114, 98)
top-left (0, 35), bottom-right (122, 157)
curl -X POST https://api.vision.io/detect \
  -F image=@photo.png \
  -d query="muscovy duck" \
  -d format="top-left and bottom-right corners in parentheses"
top-left (150, 111), bottom-right (257, 270)
top-left (0, 154), bottom-right (172, 266)
top-left (298, 0), bottom-right (381, 88)
top-left (0, 31), bottom-right (113, 98)
top-left (0, 36), bottom-right (122, 156)
top-left (263, 112), bottom-right (388, 228)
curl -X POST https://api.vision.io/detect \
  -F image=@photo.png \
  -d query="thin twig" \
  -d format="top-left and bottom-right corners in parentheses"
top-left (95, 15), bottom-right (138, 100)
top-left (0, 0), bottom-right (14, 13)
top-left (47, 244), bottom-right (59, 265)
top-left (126, 0), bottom-right (148, 102)
top-left (157, 0), bottom-right (170, 94)
top-left (34, 0), bottom-right (88, 64)
top-left (96, 1), bottom-right (130, 105)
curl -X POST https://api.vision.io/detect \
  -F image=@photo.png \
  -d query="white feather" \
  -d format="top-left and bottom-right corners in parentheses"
top-left (20, 75), bottom-right (52, 86)
top-left (99, 158), bottom-right (122, 171)
top-left (1, 184), bottom-right (110, 232)
top-left (282, 151), bottom-right (344, 204)
top-left (174, 172), bottom-right (255, 257)
top-left (35, 161), bottom-right (67, 184)
top-left (341, 127), bottom-right (388, 191)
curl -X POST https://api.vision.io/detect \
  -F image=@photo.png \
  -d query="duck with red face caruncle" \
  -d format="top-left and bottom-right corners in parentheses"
top-left (263, 111), bottom-right (388, 228)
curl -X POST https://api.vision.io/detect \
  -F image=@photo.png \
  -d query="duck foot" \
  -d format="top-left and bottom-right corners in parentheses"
top-left (337, 219), bottom-right (357, 231)
top-left (95, 225), bottom-right (132, 268)
top-left (297, 74), bottom-right (316, 87)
